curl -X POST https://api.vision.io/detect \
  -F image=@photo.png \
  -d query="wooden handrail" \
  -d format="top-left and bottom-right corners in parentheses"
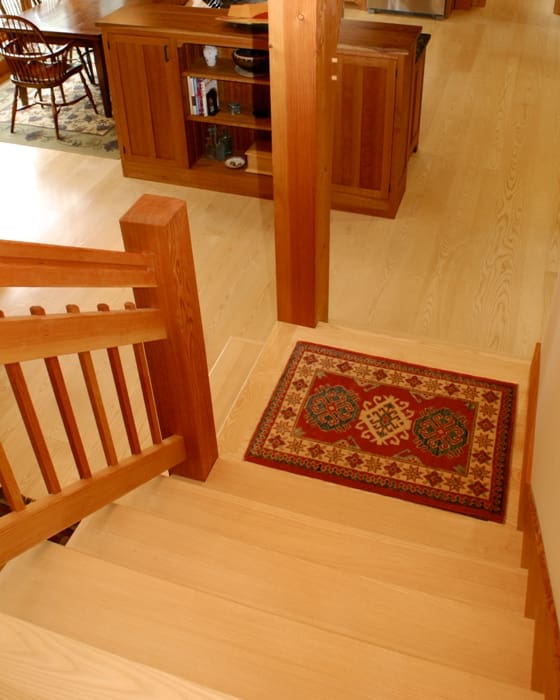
top-left (0, 308), bottom-right (166, 363)
top-left (0, 194), bottom-right (218, 563)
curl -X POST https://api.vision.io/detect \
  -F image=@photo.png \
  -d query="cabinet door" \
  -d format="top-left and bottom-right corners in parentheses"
top-left (105, 32), bottom-right (188, 169)
top-left (332, 55), bottom-right (397, 200)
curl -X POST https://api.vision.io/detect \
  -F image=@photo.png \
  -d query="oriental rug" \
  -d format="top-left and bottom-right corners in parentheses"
top-left (244, 342), bottom-right (517, 522)
top-left (0, 74), bottom-right (119, 158)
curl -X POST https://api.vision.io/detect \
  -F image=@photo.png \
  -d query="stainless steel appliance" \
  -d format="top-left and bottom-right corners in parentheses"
top-left (367, 0), bottom-right (451, 19)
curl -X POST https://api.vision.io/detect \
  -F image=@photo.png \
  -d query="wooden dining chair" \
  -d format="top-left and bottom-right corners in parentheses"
top-left (0, 0), bottom-right (97, 84)
top-left (0, 14), bottom-right (98, 139)
top-left (0, 0), bottom-right (40, 12)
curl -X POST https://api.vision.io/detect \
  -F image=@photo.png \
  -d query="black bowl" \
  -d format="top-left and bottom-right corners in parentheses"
top-left (231, 48), bottom-right (269, 76)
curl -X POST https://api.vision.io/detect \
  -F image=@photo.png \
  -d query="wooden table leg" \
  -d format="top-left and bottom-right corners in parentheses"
top-left (91, 39), bottom-right (112, 118)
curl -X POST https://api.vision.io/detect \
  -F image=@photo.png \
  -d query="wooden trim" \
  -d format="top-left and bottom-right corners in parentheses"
top-left (518, 342), bottom-right (541, 534)
top-left (518, 342), bottom-right (560, 697)
top-left (4, 362), bottom-right (61, 495)
top-left (0, 444), bottom-right (25, 512)
top-left (0, 436), bottom-right (186, 566)
top-left (67, 305), bottom-right (119, 467)
top-left (270, 0), bottom-right (341, 327)
top-left (521, 485), bottom-right (560, 698)
top-left (555, 0), bottom-right (560, 15)
top-left (0, 240), bottom-right (157, 289)
top-left (0, 309), bottom-right (166, 364)
top-left (120, 194), bottom-right (218, 481)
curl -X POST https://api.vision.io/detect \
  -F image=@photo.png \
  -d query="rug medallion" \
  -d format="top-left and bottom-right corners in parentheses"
top-left (245, 342), bottom-right (517, 522)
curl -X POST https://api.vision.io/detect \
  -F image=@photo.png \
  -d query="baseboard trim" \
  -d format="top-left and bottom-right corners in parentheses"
top-left (522, 486), bottom-right (560, 698)
top-left (518, 343), bottom-right (540, 533)
top-left (518, 343), bottom-right (560, 698)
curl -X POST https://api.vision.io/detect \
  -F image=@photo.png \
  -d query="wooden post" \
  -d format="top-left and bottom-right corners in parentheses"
top-left (269, 0), bottom-right (342, 327)
top-left (120, 194), bottom-right (218, 481)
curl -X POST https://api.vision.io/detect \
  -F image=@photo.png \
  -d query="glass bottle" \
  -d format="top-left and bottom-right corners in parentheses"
top-left (205, 126), bottom-right (217, 159)
top-left (221, 128), bottom-right (233, 158)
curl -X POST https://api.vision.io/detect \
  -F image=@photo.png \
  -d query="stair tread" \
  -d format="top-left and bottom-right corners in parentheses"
top-left (0, 612), bottom-right (238, 700)
top-left (69, 501), bottom-right (533, 687)
top-left (118, 472), bottom-right (527, 613)
top-left (0, 543), bottom-right (541, 700)
top-left (205, 455), bottom-right (524, 567)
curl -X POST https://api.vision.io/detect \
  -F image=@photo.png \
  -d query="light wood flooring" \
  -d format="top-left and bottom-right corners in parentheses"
top-left (0, 2), bottom-right (558, 695)
top-left (1, 0), bottom-right (559, 364)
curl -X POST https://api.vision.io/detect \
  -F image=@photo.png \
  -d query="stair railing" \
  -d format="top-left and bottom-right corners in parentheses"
top-left (0, 194), bottom-right (218, 565)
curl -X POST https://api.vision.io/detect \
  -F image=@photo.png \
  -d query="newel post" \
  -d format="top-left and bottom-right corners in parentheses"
top-left (119, 194), bottom-right (218, 481)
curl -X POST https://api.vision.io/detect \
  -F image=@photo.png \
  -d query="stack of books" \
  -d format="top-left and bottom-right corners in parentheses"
top-left (187, 77), bottom-right (219, 116)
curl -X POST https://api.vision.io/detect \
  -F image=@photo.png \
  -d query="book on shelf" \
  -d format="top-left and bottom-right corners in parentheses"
top-left (187, 76), bottom-right (220, 116)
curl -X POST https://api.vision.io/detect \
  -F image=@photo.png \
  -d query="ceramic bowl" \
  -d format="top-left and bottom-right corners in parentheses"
top-left (231, 48), bottom-right (269, 76)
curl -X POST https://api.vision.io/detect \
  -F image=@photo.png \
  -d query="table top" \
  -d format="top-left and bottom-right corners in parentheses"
top-left (20, 0), bottom-right (147, 40)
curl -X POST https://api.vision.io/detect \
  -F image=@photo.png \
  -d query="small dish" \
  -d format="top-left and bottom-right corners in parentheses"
top-left (225, 156), bottom-right (246, 169)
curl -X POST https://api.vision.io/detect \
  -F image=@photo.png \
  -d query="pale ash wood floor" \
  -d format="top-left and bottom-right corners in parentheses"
top-left (0, 0), bottom-right (559, 363)
top-left (0, 7), bottom-right (553, 694)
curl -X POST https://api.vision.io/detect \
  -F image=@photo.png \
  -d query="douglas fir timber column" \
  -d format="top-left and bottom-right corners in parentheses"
top-left (269, 0), bottom-right (342, 327)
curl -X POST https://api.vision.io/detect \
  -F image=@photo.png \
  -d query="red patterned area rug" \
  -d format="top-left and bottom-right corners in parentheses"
top-left (244, 342), bottom-right (517, 522)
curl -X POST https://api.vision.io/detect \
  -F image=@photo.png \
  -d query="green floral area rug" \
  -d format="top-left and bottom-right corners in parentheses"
top-left (245, 341), bottom-right (517, 523)
top-left (0, 73), bottom-right (119, 158)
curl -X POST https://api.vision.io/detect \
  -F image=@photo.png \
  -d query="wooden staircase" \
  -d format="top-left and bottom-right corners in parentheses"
top-left (0, 322), bottom-right (544, 699)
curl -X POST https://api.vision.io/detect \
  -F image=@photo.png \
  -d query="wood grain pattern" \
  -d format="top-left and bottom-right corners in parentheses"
top-left (522, 485), bottom-right (560, 698)
top-left (0, 436), bottom-right (186, 565)
top-left (0, 541), bottom-right (542, 700)
top-left (0, 612), bottom-right (239, 700)
top-left (0, 308), bottom-right (166, 364)
top-left (269, 0), bottom-right (341, 326)
top-left (0, 239), bottom-right (156, 288)
top-left (120, 194), bottom-right (218, 480)
top-left (125, 303), bottom-right (163, 446)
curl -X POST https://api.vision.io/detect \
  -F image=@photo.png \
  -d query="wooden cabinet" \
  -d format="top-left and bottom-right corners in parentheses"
top-left (104, 32), bottom-right (188, 176)
top-left (98, 7), bottom-right (424, 218)
top-left (100, 5), bottom-right (273, 199)
top-left (331, 20), bottom-right (421, 218)
top-left (331, 53), bottom-right (400, 215)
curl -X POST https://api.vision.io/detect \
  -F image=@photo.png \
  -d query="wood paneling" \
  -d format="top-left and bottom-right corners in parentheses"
top-left (521, 485), bottom-right (560, 698)
top-left (104, 33), bottom-right (188, 167)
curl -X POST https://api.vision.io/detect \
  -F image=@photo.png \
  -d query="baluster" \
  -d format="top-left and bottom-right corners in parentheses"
top-left (30, 306), bottom-right (92, 480)
top-left (97, 303), bottom-right (141, 455)
top-left (66, 304), bottom-right (118, 466)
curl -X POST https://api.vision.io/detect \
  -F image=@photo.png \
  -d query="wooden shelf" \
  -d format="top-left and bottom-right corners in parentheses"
top-left (186, 110), bottom-right (271, 131)
top-left (184, 60), bottom-right (270, 85)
